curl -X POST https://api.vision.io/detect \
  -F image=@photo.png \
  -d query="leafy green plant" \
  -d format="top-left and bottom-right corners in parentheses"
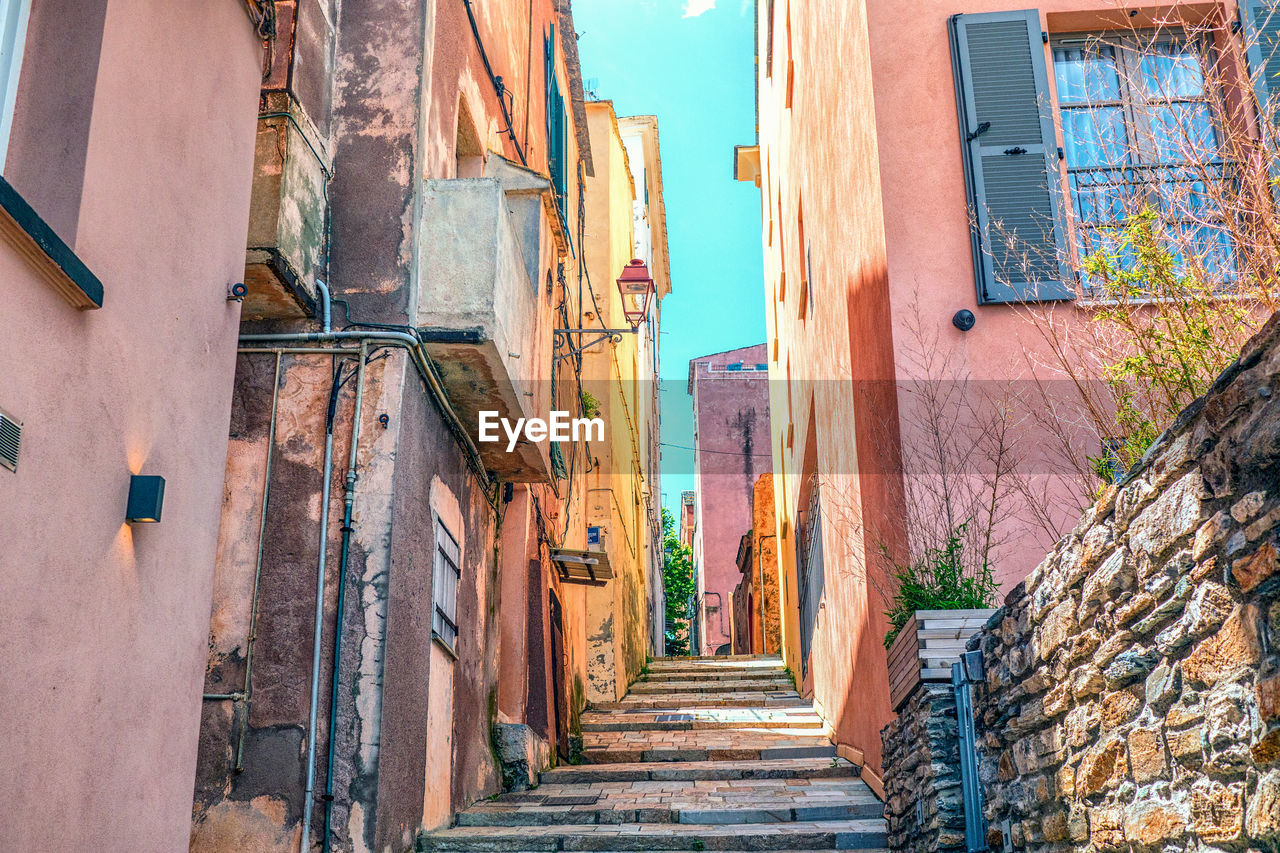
top-left (580, 390), bottom-right (601, 420)
top-left (661, 508), bottom-right (695, 656)
top-left (883, 523), bottom-right (997, 649)
top-left (1080, 207), bottom-right (1256, 477)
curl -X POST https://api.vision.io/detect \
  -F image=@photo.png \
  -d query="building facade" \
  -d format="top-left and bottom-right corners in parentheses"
top-left (0, 2), bottom-right (263, 850)
top-left (738, 0), bottom-right (1273, 788)
top-left (687, 343), bottom-right (772, 655)
top-left (187, 3), bottom-right (670, 850)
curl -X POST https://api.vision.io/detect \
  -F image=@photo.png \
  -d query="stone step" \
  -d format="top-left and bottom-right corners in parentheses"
top-left (652, 655), bottom-right (782, 663)
top-left (542, 758), bottom-right (860, 784)
top-left (628, 680), bottom-right (793, 695)
top-left (581, 710), bottom-right (822, 733)
top-left (597, 694), bottom-right (804, 710)
top-left (582, 744), bottom-right (838, 764)
top-left (457, 802), bottom-right (882, 827)
top-left (418, 818), bottom-right (887, 850)
top-left (639, 670), bottom-right (789, 683)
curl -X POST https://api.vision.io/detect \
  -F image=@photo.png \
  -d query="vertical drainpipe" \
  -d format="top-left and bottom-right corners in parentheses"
top-left (300, 347), bottom-right (342, 853)
top-left (323, 341), bottom-right (367, 852)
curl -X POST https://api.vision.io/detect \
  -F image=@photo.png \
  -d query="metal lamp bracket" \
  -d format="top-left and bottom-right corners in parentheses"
top-left (553, 327), bottom-right (636, 362)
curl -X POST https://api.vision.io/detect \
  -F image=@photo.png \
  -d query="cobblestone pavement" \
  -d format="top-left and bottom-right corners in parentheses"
top-left (418, 656), bottom-right (888, 851)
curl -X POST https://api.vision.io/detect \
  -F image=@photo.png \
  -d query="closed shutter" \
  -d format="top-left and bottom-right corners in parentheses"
top-left (545, 26), bottom-right (567, 220)
top-left (950, 10), bottom-right (1072, 303)
top-left (1241, 1), bottom-right (1280, 138)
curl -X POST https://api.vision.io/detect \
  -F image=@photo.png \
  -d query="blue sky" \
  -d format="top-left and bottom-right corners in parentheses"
top-left (573, 0), bottom-right (765, 515)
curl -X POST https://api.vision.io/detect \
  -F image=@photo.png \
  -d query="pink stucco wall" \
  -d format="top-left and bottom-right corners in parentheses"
top-left (689, 344), bottom-right (772, 655)
top-left (0, 2), bottom-right (260, 849)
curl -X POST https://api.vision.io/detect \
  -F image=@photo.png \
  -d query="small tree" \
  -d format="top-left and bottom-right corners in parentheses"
top-left (660, 508), bottom-right (695, 656)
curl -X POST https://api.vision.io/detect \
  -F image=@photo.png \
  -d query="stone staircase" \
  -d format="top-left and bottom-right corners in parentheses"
top-left (417, 655), bottom-right (888, 852)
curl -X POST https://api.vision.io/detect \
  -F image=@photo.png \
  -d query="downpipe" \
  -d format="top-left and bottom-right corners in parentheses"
top-left (322, 341), bottom-right (367, 853)
top-left (299, 362), bottom-right (342, 853)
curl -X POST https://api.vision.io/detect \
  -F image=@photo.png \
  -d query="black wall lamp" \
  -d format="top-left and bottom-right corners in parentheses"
top-left (126, 475), bottom-right (166, 523)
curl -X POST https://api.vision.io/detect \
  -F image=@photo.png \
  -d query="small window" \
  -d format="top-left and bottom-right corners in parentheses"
top-left (432, 516), bottom-right (461, 653)
top-left (0, 0), bottom-right (32, 174)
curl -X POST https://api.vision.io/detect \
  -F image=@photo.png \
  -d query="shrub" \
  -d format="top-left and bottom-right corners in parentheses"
top-left (883, 524), bottom-right (997, 649)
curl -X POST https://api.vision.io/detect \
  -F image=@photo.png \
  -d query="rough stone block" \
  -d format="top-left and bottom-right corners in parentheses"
top-left (1167, 725), bottom-right (1204, 765)
top-left (1259, 675), bottom-right (1280, 722)
top-left (1101, 686), bottom-right (1144, 729)
top-left (1126, 726), bottom-right (1168, 784)
top-left (1194, 511), bottom-right (1232, 561)
top-left (1183, 608), bottom-right (1261, 688)
top-left (1123, 799), bottom-right (1186, 851)
top-left (1089, 804), bottom-right (1126, 851)
top-left (1190, 779), bottom-right (1245, 843)
top-left (1037, 599), bottom-right (1077, 662)
top-left (1079, 734), bottom-right (1128, 796)
top-left (1145, 662), bottom-right (1180, 711)
top-left (1230, 491), bottom-right (1267, 523)
top-left (1127, 471), bottom-right (1204, 559)
top-left (1246, 769), bottom-right (1280, 840)
top-left (1232, 542), bottom-right (1278, 593)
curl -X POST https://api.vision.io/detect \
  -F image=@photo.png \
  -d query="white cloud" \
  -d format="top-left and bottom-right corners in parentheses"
top-left (682, 0), bottom-right (715, 18)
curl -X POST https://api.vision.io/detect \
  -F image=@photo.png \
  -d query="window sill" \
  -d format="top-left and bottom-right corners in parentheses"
top-left (0, 175), bottom-right (102, 309)
top-left (432, 632), bottom-right (459, 661)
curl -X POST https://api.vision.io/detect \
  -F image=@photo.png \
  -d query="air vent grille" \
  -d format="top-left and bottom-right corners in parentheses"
top-left (0, 408), bottom-right (21, 472)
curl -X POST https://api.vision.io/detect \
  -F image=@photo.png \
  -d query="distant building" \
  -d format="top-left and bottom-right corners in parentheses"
top-left (687, 344), bottom-right (772, 655)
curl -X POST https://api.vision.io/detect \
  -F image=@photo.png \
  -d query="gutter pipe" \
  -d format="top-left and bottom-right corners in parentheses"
top-left (322, 341), bottom-right (368, 852)
top-left (299, 358), bottom-right (342, 853)
top-left (238, 330), bottom-right (491, 489)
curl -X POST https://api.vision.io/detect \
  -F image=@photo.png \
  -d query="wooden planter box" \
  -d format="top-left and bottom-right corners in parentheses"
top-left (887, 609), bottom-right (997, 711)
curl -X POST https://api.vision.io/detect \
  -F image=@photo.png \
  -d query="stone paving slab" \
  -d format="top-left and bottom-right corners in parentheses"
top-left (638, 671), bottom-right (792, 683)
top-left (581, 708), bottom-right (823, 732)
top-left (457, 778), bottom-right (882, 827)
top-left (596, 694), bottom-right (806, 711)
top-left (628, 680), bottom-right (795, 695)
top-left (418, 818), bottom-right (888, 851)
top-left (543, 758), bottom-right (859, 785)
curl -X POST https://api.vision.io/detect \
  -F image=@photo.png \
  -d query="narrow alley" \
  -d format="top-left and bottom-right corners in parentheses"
top-left (419, 657), bottom-right (887, 851)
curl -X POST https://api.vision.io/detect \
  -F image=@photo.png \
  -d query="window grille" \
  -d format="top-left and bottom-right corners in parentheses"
top-left (432, 516), bottom-right (461, 652)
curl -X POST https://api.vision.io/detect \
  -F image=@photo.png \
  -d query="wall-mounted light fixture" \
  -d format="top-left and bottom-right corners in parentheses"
top-left (952, 309), bottom-right (976, 332)
top-left (126, 474), bottom-right (166, 523)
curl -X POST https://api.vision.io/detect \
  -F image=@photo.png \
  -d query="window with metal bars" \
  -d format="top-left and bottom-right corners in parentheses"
top-left (796, 486), bottom-right (824, 677)
top-left (432, 515), bottom-right (461, 653)
top-left (1051, 32), bottom-right (1237, 290)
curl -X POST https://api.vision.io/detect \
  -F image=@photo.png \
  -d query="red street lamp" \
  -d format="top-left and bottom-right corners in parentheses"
top-left (616, 258), bottom-right (655, 329)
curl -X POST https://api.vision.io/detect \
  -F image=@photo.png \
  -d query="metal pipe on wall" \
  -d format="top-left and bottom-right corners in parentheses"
top-left (202, 351), bottom-right (283, 774)
top-left (323, 340), bottom-right (367, 853)
top-left (299, 359), bottom-right (343, 853)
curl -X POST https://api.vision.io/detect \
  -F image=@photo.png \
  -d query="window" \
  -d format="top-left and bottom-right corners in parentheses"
top-left (432, 516), bottom-right (461, 653)
top-left (796, 485), bottom-right (823, 677)
top-left (1052, 33), bottom-right (1236, 286)
top-left (0, 0), bottom-right (31, 173)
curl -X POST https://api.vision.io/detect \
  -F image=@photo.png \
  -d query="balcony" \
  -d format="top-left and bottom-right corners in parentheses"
top-left (416, 159), bottom-right (556, 482)
top-left (242, 93), bottom-right (329, 319)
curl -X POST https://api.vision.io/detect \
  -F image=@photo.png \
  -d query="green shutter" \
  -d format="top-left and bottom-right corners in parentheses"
top-left (950, 10), bottom-right (1072, 304)
top-left (1241, 0), bottom-right (1280, 137)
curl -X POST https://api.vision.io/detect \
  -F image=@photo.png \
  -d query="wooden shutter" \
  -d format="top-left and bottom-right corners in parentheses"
top-left (1241, 1), bottom-right (1280, 137)
top-left (950, 10), bottom-right (1072, 304)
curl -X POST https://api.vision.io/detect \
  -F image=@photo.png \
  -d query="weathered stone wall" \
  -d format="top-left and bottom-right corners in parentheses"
top-left (971, 313), bottom-right (1280, 852)
top-left (883, 683), bottom-right (967, 853)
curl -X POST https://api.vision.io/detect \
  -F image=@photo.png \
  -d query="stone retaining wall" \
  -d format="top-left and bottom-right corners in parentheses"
top-left (883, 683), bottom-right (966, 853)
top-left (881, 313), bottom-right (1280, 853)
top-left (973, 314), bottom-right (1280, 852)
